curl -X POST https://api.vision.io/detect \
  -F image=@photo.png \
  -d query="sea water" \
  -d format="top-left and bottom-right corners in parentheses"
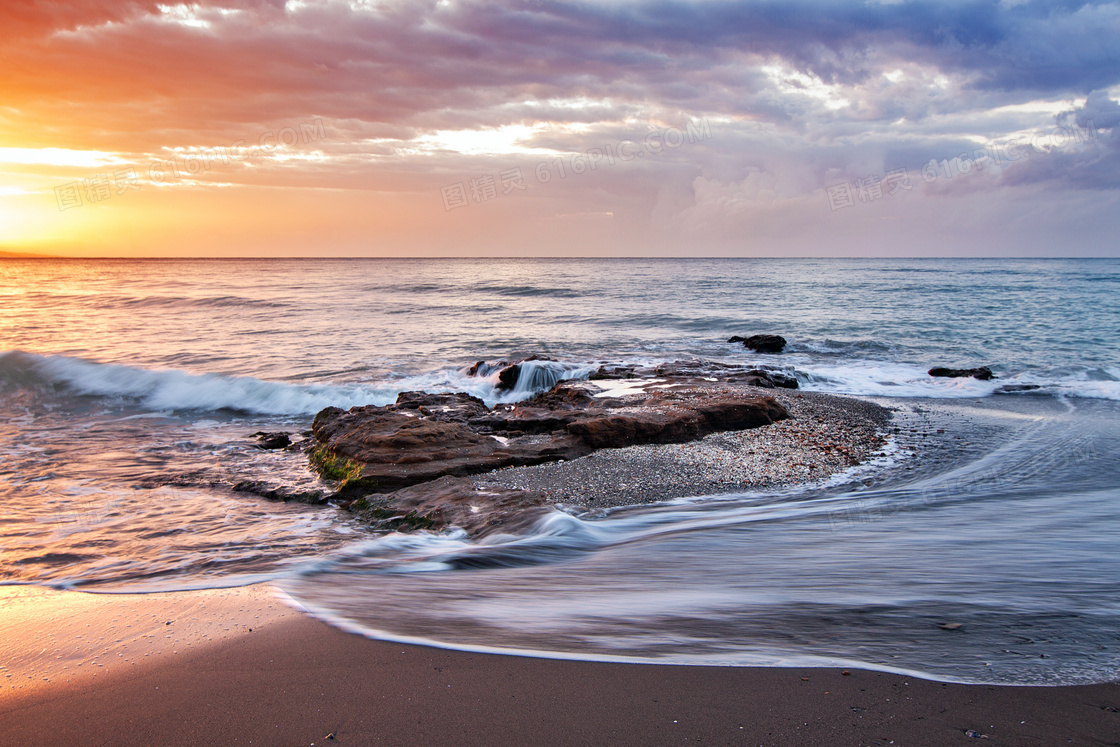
top-left (2, 257), bottom-right (1118, 684)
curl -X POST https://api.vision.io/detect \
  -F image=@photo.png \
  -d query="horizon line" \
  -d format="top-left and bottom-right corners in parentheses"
top-left (2, 254), bottom-right (1117, 261)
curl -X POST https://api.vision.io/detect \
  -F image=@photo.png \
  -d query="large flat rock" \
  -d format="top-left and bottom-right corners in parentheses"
top-left (311, 379), bottom-right (790, 500)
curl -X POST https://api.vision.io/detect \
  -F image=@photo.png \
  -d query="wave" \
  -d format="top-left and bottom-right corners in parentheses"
top-left (466, 359), bottom-right (594, 401)
top-left (788, 338), bottom-right (900, 357)
top-left (470, 284), bottom-right (588, 298)
top-left (4, 348), bottom-right (1117, 420)
top-left (110, 294), bottom-right (290, 310)
top-left (0, 352), bottom-right (591, 415)
top-left (17, 292), bottom-right (289, 310)
top-left (0, 351), bottom-right (390, 415)
top-left (794, 359), bottom-right (1120, 401)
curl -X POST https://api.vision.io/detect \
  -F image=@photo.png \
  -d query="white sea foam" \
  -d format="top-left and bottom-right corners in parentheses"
top-left (791, 359), bottom-right (1120, 401)
top-left (3, 351), bottom-right (395, 415)
top-left (0, 351), bottom-right (593, 415)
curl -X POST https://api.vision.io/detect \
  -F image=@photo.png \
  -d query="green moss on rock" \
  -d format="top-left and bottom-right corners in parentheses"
top-left (308, 445), bottom-right (362, 482)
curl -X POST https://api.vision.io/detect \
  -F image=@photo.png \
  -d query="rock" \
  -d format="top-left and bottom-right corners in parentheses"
top-left (350, 476), bottom-right (550, 536)
top-left (313, 407), bottom-right (589, 492)
top-left (393, 391), bottom-right (490, 422)
top-left (310, 377), bottom-right (791, 531)
top-left (588, 365), bottom-right (637, 380)
top-left (994, 384), bottom-right (1042, 394)
top-left (251, 431), bottom-right (291, 449)
top-left (939, 622), bottom-right (963, 630)
top-left (729, 334), bottom-right (787, 353)
top-left (928, 366), bottom-right (995, 380)
top-left (496, 364), bottom-right (521, 390)
top-left (232, 480), bottom-right (326, 505)
top-left (725, 369), bottom-right (799, 389)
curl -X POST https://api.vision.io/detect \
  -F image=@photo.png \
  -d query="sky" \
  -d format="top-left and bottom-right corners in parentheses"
top-left (1, 0), bottom-right (1118, 257)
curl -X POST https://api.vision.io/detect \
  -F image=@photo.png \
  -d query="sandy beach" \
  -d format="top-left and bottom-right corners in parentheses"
top-left (4, 391), bottom-right (1119, 745)
top-left (1, 585), bottom-right (1118, 746)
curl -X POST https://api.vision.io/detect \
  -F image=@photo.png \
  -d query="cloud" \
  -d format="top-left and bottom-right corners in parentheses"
top-left (3, 0), bottom-right (1119, 255)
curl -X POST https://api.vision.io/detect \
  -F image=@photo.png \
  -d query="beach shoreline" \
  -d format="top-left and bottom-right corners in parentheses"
top-left (1, 584), bottom-right (1118, 746)
top-left (4, 391), bottom-right (1119, 743)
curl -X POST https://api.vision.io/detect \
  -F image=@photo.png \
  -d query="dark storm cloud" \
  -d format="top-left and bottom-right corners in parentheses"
top-left (7, 1), bottom-right (1119, 133)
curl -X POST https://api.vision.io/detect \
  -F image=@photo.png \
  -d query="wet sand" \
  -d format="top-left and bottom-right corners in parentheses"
top-left (1, 586), bottom-right (1117, 746)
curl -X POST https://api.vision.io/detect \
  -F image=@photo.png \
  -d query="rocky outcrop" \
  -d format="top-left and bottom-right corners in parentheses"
top-left (729, 334), bottom-right (787, 353)
top-left (928, 366), bottom-right (995, 380)
top-left (347, 476), bottom-right (550, 537)
top-left (310, 378), bottom-right (791, 533)
top-left (312, 404), bottom-right (587, 493)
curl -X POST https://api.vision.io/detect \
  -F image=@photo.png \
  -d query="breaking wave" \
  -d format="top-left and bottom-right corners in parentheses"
top-left (0, 351), bottom-right (593, 415)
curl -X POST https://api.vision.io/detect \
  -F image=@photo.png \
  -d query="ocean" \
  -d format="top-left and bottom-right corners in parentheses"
top-left (1, 257), bottom-right (1118, 685)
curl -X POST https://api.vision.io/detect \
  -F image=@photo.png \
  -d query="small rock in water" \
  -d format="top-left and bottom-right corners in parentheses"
top-left (252, 431), bottom-right (292, 449)
top-left (928, 366), bottom-right (995, 380)
top-left (939, 622), bottom-right (963, 630)
top-left (728, 334), bottom-right (787, 353)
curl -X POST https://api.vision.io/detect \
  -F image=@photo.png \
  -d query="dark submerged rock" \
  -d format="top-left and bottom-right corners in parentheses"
top-left (994, 384), bottom-right (1042, 394)
top-left (251, 431), bottom-right (291, 449)
top-left (928, 366), bottom-right (995, 380)
top-left (729, 334), bottom-right (787, 353)
top-left (349, 476), bottom-right (549, 537)
top-left (588, 364), bottom-right (637, 380)
top-left (232, 480), bottom-right (326, 505)
top-left (728, 369), bottom-right (799, 389)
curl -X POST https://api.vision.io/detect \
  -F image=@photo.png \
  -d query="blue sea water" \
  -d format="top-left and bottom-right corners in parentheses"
top-left (1, 257), bottom-right (1118, 684)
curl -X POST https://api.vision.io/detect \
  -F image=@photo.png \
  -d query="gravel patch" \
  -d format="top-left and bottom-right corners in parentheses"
top-left (475, 389), bottom-right (892, 510)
